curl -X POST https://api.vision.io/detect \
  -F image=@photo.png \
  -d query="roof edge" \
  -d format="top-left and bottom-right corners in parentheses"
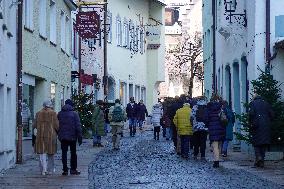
top-left (64, 0), bottom-right (77, 11)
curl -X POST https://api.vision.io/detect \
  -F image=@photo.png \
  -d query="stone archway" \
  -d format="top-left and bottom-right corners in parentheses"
top-left (241, 56), bottom-right (248, 109)
top-left (233, 62), bottom-right (241, 115)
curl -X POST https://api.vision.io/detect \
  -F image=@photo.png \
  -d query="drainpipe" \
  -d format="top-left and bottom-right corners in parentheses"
top-left (212, 0), bottom-right (216, 94)
top-left (266, 0), bottom-right (271, 71)
top-left (16, 0), bottom-right (23, 164)
top-left (103, 0), bottom-right (108, 102)
top-left (78, 0), bottom-right (82, 92)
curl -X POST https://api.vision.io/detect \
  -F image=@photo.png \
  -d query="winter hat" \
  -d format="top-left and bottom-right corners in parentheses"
top-left (43, 100), bottom-right (53, 108)
top-left (65, 99), bottom-right (74, 107)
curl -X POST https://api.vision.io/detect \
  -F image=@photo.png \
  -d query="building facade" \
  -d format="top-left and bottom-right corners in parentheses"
top-left (75, 0), bottom-right (166, 109)
top-left (0, 0), bottom-right (17, 171)
top-left (22, 0), bottom-right (76, 129)
top-left (203, 0), bottom-right (284, 152)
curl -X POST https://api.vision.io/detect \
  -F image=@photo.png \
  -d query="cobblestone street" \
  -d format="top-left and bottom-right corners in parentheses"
top-left (89, 127), bottom-right (283, 189)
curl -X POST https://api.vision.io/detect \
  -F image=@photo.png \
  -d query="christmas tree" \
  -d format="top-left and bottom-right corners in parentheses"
top-left (235, 68), bottom-right (284, 145)
top-left (72, 92), bottom-right (95, 138)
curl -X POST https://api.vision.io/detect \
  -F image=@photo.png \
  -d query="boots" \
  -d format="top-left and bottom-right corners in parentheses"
top-left (213, 161), bottom-right (219, 168)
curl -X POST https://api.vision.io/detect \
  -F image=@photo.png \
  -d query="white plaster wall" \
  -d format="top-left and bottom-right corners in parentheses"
top-left (0, 0), bottom-right (17, 171)
top-left (23, 0), bottom-right (73, 113)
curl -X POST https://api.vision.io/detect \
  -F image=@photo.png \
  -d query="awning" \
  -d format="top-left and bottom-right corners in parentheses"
top-left (152, 0), bottom-right (167, 6)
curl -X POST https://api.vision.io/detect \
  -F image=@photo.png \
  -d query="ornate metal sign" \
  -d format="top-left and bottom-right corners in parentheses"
top-left (224, 0), bottom-right (247, 27)
top-left (75, 11), bottom-right (100, 39)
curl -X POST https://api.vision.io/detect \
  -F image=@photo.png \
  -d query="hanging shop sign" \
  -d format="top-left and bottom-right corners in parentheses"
top-left (75, 11), bottom-right (100, 39)
top-left (80, 73), bottom-right (94, 85)
top-left (145, 25), bottom-right (161, 41)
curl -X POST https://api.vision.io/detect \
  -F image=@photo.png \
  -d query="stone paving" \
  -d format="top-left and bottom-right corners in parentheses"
top-left (89, 128), bottom-right (284, 189)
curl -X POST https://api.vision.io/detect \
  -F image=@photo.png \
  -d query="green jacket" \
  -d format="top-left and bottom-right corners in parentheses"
top-left (173, 104), bottom-right (193, 136)
top-left (92, 105), bottom-right (106, 136)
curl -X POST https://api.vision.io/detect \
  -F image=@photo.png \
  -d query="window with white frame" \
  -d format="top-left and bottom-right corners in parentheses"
top-left (65, 16), bottom-right (70, 55)
top-left (140, 28), bottom-right (144, 54)
top-left (60, 11), bottom-right (66, 51)
top-left (107, 11), bottom-right (112, 43)
top-left (129, 20), bottom-right (134, 49)
top-left (135, 26), bottom-right (139, 48)
top-left (39, 0), bottom-right (47, 38)
top-left (116, 15), bottom-right (122, 46)
top-left (24, 0), bottom-right (34, 30)
top-left (122, 18), bottom-right (129, 48)
top-left (49, 0), bottom-right (56, 44)
top-left (72, 24), bottom-right (79, 58)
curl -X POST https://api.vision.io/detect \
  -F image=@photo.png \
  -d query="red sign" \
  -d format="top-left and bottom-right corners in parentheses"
top-left (80, 74), bottom-right (94, 85)
top-left (75, 11), bottom-right (100, 39)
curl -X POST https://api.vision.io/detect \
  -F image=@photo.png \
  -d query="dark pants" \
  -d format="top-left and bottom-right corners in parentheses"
top-left (180, 135), bottom-right (190, 158)
top-left (254, 144), bottom-right (267, 161)
top-left (193, 131), bottom-right (207, 157)
top-left (154, 126), bottom-right (160, 140)
top-left (162, 127), bottom-right (166, 137)
top-left (171, 124), bottom-right (177, 148)
top-left (61, 140), bottom-right (77, 172)
top-left (129, 118), bottom-right (136, 136)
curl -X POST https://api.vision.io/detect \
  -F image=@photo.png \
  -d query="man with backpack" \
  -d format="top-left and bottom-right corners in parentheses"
top-left (190, 97), bottom-right (208, 160)
top-left (109, 99), bottom-right (126, 150)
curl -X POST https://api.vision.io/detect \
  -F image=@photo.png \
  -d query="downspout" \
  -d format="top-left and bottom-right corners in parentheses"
top-left (212, 0), bottom-right (216, 94)
top-left (16, 0), bottom-right (23, 164)
top-left (266, 0), bottom-right (271, 71)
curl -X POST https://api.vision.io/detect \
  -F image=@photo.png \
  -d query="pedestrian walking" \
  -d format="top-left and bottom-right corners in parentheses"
top-left (173, 103), bottom-right (193, 159)
top-left (151, 103), bottom-right (163, 140)
top-left (92, 100), bottom-right (106, 147)
top-left (207, 94), bottom-right (225, 168)
top-left (104, 105), bottom-right (111, 133)
top-left (248, 94), bottom-right (274, 168)
top-left (58, 99), bottom-right (82, 176)
top-left (136, 100), bottom-right (148, 130)
top-left (33, 100), bottom-right (59, 175)
top-left (191, 97), bottom-right (208, 160)
top-left (22, 99), bottom-right (31, 137)
top-left (221, 101), bottom-right (235, 157)
top-left (109, 99), bottom-right (126, 150)
top-left (126, 97), bottom-right (138, 137)
top-left (161, 108), bottom-right (171, 140)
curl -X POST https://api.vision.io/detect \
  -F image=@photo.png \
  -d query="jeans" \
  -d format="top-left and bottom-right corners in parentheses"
top-left (128, 118), bottom-right (137, 136)
top-left (61, 140), bottom-right (77, 172)
top-left (162, 127), bottom-right (166, 137)
top-left (193, 131), bottom-right (207, 157)
top-left (222, 140), bottom-right (230, 155)
top-left (93, 135), bottom-right (102, 145)
top-left (180, 135), bottom-right (190, 158)
top-left (104, 123), bottom-right (110, 133)
top-left (166, 127), bottom-right (171, 139)
top-left (137, 120), bottom-right (144, 129)
top-left (254, 145), bottom-right (267, 161)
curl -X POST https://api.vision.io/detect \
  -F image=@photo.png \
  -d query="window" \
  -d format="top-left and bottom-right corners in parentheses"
top-left (107, 11), bottom-right (112, 43)
top-left (39, 0), bottom-right (47, 38)
top-left (65, 16), bottom-right (70, 55)
top-left (50, 0), bottom-right (56, 44)
top-left (24, 0), bottom-right (34, 30)
top-left (129, 20), bottom-right (134, 49)
top-left (60, 11), bottom-right (65, 50)
top-left (122, 18), bottom-right (129, 48)
top-left (50, 83), bottom-right (56, 108)
top-left (135, 26), bottom-right (139, 47)
top-left (72, 25), bottom-right (79, 58)
top-left (116, 15), bottom-right (122, 46)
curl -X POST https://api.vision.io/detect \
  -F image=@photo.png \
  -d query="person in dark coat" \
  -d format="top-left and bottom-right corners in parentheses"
top-left (58, 99), bottom-right (82, 176)
top-left (136, 100), bottom-right (148, 130)
top-left (248, 95), bottom-right (274, 168)
top-left (221, 101), bottom-right (235, 157)
top-left (207, 94), bottom-right (225, 168)
top-left (126, 97), bottom-right (138, 137)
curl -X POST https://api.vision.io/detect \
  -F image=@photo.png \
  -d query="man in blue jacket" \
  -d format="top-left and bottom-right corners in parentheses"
top-left (58, 99), bottom-right (82, 176)
top-left (126, 97), bottom-right (138, 137)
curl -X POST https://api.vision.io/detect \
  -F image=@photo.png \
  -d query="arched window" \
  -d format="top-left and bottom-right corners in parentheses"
top-left (116, 15), bottom-right (122, 46)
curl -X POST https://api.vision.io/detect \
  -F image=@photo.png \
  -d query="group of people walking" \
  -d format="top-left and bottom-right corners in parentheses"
top-left (31, 92), bottom-right (273, 176)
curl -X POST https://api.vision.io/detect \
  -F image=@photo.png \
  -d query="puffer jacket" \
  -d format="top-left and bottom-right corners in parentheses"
top-left (151, 104), bottom-right (163, 127)
top-left (173, 104), bottom-right (193, 136)
top-left (92, 105), bottom-right (106, 136)
top-left (207, 101), bottom-right (225, 141)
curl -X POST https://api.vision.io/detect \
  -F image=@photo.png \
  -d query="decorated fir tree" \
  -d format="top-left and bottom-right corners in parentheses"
top-left (72, 92), bottom-right (95, 138)
top-left (235, 68), bottom-right (284, 145)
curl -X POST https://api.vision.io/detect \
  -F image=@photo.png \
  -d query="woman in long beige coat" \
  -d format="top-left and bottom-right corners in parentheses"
top-left (33, 100), bottom-right (59, 175)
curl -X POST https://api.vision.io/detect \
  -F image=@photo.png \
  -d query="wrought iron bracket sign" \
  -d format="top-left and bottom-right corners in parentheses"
top-left (224, 0), bottom-right (247, 27)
